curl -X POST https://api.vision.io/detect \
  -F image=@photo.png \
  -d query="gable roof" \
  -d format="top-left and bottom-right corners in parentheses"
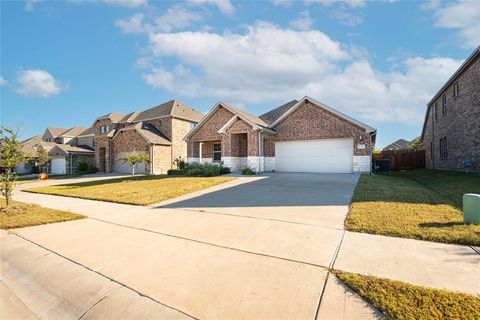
top-left (96, 112), bottom-right (125, 123)
top-left (421, 46), bottom-right (480, 140)
top-left (77, 127), bottom-right (95, 136)
top-left (270, 96), bottom-right (376, 133)
top-left (22, 135), bottom-right (57, 156)
top-left (132, 100), bottom-right (203, 123)
top-left (383, 139), bottom-right (412, 151)
top-left (259, 100), bottom-right (298, 125)
top-left (50, 144), bottom-right (94, 155)
top-left (45, 127), bottom-right (68, 138)
top-left (184, 102), bottom-right (273, 140)
top-left (59, 126), bottom-right (88, 137)
top-left (113, 122), bottom-right (171, 145)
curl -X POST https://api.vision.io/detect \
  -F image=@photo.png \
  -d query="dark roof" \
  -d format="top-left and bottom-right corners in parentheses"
top-left (382, 139), bottom-right (412, 151)
top-left (21, 135), bottom-right (57, 156)
top-left (135, 122), bottom-right (171, 145)
top-left (132, 100), bottom-right (203, 123)
top-left (259, 100), bottom-right (298, 125)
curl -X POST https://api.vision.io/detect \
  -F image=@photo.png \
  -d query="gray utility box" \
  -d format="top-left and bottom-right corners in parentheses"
top-left (463, 194), bottom-right (480, 224)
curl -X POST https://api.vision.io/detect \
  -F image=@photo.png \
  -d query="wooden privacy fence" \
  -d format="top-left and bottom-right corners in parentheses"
top-left (374, 150), bottom-right (426, 171)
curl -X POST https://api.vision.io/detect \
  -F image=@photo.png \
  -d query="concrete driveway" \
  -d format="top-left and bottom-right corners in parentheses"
top-left (3, 173), bottom-right (382, 320)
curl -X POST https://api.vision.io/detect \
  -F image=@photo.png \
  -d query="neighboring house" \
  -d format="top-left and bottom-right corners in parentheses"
top-left (16, 127), bottom-right (96, 175)
top-left (421, 46), bottom-right (480, 171)
top-left (14, 135), bottom-right (56, 174)
top-left (93, 100), bottom-right (203, 174)
top-left (185, 96), bottom-right (376, 173)
top-left (383, 139), bottom-right (413, 151)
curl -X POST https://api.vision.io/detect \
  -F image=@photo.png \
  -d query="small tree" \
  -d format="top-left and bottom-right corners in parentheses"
top-left (121, 152), bottom-right (150, 176)
top-left (0, 127), bottom-right (28, 208)
top-left (36, 146), bottom-right (50, 174)
top-left (410, 137), bottom-right (423, 151)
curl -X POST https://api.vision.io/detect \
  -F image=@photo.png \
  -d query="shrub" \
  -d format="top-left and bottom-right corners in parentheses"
top-left (77, 161), bottom-right (89, 174)
top-left (173, 157), bottom-right (188, 171)
top-left (241, 167), bottom-right (255, 175)
top-left (220, 166), bottom-right (231, 175)
top-left (167, 169), bottom-right (182, 175)
top-left (203, 164), bottom-right (221, 177)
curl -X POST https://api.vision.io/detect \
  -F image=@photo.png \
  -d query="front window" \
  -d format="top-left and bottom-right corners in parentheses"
top-left (213, 143), bottom-right (221, 161)
top-left (159, 119), bottom-right (164, 127)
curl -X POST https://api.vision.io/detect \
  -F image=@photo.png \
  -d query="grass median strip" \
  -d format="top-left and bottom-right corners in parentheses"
top-left (335, 271), bottom-right (480, 320)
top-left (345, 170), bottom-right (480, 246)
top-left (26, 175), bottom-right (236, 205)
top-left (0, 199), bottom-right (84, 229)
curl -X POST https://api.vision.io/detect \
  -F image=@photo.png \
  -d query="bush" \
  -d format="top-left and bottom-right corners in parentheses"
top-left (220, 166), bottom-right (231, 175)
top-left (241, 167), bottom-right (255, 175)
top-left (173, 157), bottom-right (188, 171)
top-left (77, 161), bottom-right (89, 174)
top-left (167, 169), bottom-right (182, 175)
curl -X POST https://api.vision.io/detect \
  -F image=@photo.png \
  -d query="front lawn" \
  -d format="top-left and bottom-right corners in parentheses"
top-left (0, 199), bottom-right (84, 229)
top-left (345, 170), bottom-right (480, 246)
top-left (26, 175), bottom-right (236, 205)
top-left (335, 271), bottom-right (480, 320)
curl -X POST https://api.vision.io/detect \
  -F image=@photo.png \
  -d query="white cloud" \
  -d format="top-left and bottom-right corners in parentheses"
top-left (116, 13), bottom-right (146, 33)
top-left (102, 0), bottom-right (147, 8)
top-left (116, 6), bottom-right (201, 34)
top-left (140, 23), bottom-right (461, 125)
top-left (272, 0), bottom-right (292, 7)
top-left (25, 0), bottom-right (41, 11)
top-left (187, 0), bottom-right (235, 15)
top-left (427, 0), bottom-right (480, 48)
top-left (0, 76), bottom-right (7, 86)
top-left (16, 70), bottom-right (63, 97)
top-left (289, 11), bottom-right (313, 30)
top-left (305, 0), bottom-right (366, 8)
top-left (330, 6), bottom-right (363, 26)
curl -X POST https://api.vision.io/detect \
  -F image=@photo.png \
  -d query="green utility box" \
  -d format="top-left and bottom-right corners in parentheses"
top-left (463, 194), bottom-right (480, 224)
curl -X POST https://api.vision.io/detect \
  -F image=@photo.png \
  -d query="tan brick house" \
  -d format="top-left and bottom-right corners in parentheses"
top-left (185, 96), bottom-right (376, 173)
top-left (421, 46), bottom-right (480, 171)
top-left (93, 100), bottom-right (203, 174)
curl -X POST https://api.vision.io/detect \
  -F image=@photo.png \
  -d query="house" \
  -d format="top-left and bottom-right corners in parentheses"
top-left (185, 96), bottom-right (376, 173)
top-left (93, 100), bottom-right (203, 174)
top-left (383, 139), bottom-right (413, 151)
top-left (48, 127), bottom-right (96, 174)
top-left (15, 135), bottom-right (56, 174)
top-left (421, 46), bottom-right (480, 171)
top-left (16, 127), bottom-right (96, 175)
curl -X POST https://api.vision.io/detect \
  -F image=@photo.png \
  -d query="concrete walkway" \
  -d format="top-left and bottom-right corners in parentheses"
top-left (2, 173), bottom-right (479, 319)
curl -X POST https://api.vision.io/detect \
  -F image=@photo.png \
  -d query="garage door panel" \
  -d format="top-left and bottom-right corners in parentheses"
top-left (275, 139), bottom-right (353, 173)
top-left (51, 157), bottom-right (66, 175)
top-left (114, 152), bottom-right (146, 174)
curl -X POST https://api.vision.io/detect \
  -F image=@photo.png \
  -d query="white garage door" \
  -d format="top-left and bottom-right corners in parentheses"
top-left (51, 157), bottom-right (66, 175)
top-left (275, 139), bottom-right (353, 173)
top-left (114, 152), bottom-right (146, 174)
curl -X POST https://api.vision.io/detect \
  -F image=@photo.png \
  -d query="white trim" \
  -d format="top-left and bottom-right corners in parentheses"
top-left (217, 116), bottom-right (240, 134)
top-left (270, 96), bottom-right (376, 133)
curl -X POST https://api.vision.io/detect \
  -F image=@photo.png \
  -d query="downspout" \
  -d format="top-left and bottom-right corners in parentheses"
top-left (257, 131), bottom-right (262, 173)
top-left (199, 142), bottom-right (203, 163)
top-left (150, 144), bottom-right (154, 175)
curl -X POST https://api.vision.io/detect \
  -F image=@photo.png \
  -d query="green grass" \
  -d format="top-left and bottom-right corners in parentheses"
top-left (335, 271), bottom-right (480, 320)
top-left (26, 175), bottom-right (236, 205)
top-left (0, 199), bottom-right (84, 229)
top-left (345, 170), bottom-right (480, 246)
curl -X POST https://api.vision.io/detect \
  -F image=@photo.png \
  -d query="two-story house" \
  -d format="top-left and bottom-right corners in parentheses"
top-left (421, 46), bottom-right (480, 171)
top-left (93, 100), bottom-right (203, 174)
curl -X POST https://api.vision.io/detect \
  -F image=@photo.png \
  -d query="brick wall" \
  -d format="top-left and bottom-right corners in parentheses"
top-left (171, 118), bottom-right (191, 164)
top-left (187, 106), bottom-right (234, 157)
top-left (143, 117), bottom-right (172, 140)
top-left (224, 118), bottom-right (259, 156)
top-left (151, 145), bottom-right (172, 174)
top-left (264, 101), bottom-right (371, 157)
top-left (423, 56), bottom-right (480, 170)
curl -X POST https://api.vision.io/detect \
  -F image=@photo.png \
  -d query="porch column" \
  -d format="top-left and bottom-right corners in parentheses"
top-left (199, 142), bottom-right (203, 163)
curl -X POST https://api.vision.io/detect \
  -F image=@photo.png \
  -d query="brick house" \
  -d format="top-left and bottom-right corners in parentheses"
top-left (421, 46), bottom-right (480, 171)
top-left (185, 96), bottom-right (376, 173)
top-left (93, 100), bottom-right (203, 174)
top-left (16, 127), bottom-right (95, 174)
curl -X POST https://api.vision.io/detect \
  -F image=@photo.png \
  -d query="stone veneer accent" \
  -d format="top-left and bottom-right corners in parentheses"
top-left (422, 54), bottom-right (479, 171)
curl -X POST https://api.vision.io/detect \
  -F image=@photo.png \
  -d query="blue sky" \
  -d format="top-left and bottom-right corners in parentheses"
top-left (1, 0), bottom-right (479, 148)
